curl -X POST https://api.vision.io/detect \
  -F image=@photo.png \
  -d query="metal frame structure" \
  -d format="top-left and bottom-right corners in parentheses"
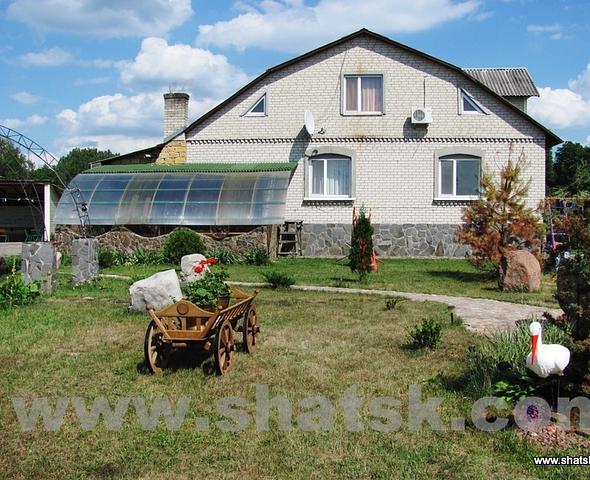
top-left (0, 124), bottom-right (89, 237)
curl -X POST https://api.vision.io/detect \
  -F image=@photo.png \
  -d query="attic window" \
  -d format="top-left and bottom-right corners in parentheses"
top-left (460, 89), bottom-right (486, 115)
top-left (245, 93), bottom-right (266, 117)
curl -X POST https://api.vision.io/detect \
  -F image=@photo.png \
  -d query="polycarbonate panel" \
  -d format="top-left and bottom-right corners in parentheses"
top-left (55, 170), bottom-right (291, 226)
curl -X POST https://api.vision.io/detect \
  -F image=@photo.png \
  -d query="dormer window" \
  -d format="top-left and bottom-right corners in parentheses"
top-left (459, 89), bottom-right (486, 115)
top-left (343, 75), bottom-right (383, 115)
top-left (245, 93), bottom-right (266, 116)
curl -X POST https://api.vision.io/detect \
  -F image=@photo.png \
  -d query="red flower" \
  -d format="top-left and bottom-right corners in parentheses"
top-left (207, 257), bottom-right (218, 265)
top-left (194, 265), bottom-right (204, 274)
top-left (199, 259), bottom-right (208, 265)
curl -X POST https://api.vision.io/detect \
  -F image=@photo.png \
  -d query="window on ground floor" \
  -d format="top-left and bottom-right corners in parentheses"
top-left (437, 154), bottom-right (481, 199)
top-left (307, 154), bottom-right (352, 199)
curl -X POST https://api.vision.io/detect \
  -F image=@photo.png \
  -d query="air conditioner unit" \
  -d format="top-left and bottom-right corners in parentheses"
top-left (411, 107), bottom-right (433, 125)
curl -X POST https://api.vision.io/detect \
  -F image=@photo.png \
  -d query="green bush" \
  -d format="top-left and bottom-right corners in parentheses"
top-left (182, 270), bottom-right (230, 309)
top-left (463, 319), bottom-right (566, 398)
top-left (0, 272), bottom-right (39, 309)
top-left (262, 271), bottom-right (295, 289)
top-left (1, 256), bottom-right (21, 275)
top-left (209, 247), bottom-right (241, 265)
top-left (384, 297), bottom-right (405, 311)
top-left (125, 248), bottom-right (165, 266)
top-left (162, 228), bottom-right (206, 264)
top-left (98, 247), bottom-right (116, 268)
top-left (243, 246), bottom-right (270, 266)
top-left (407, 317), bottom-right (443, 349)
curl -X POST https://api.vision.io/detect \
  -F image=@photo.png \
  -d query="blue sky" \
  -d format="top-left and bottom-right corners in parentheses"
top-left (1, 0), bottom-right (589, 160)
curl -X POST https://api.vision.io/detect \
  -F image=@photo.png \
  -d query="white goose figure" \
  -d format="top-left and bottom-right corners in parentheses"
top-left (526, 321), bottom-right (570, 378)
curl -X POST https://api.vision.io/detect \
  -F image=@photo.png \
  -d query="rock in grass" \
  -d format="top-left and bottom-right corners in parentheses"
top-left (501, 250), bottom-right (541, 292)
top-left (129, 269), bottom-right (182, 312)
top-left (180, 253), bottom-right (209, 283)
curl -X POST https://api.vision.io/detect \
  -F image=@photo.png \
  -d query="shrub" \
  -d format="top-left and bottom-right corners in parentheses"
top-left (162, 228), bottom-right (206, 264)
top-left (455, 151), bottom-right (543, 280)
top-left (384, 297), bottom-right (405, 311)
top-left (98, 247), bottom-right (116, 268)
top-left (262, 271), bottom-right (295, 289)
top-left (0, 256), bottom-right (20, 276)
top-left (209, 247), bottom-right (241, 265)
top-left (243, 246), bottom-right (269, 266)
top-left (463, 319), bottom-right (566, 398)
top-left (407, 317), bottom-right (443, 349)
top-left (182, 270), bottom-right (230, 309)
top-left (0, 271), bottom-right (39, 309)
top-left (349, 207), bottom-right (374, 280)
top-left (125, 248), bottom-right (165, 266)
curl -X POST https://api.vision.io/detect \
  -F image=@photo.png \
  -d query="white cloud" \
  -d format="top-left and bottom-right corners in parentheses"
top-left (527, 23), bottom-right (564, 40)
top-left (197, 0), bottom-right (480, 53)
top-left (11, 91), bottom-right (39, 105)
top-left (569, 63), bottom-right (590, 97)
top-left (55, 135), bottom-right (162, 157)
top-left (529, 87), bottom-right (590, 129)
top-left (119, 37), bottom-right (249, 98)
top-left (528, 63), bottom-right (590, 131)
top-left (7, 0), bottom-right (193, 38)
top-left (21, 47), bottom-right (72, 66)
top-left (57, 92), bottom-right (164, 138)
top-left (55, 91), bottom-right (220, 154)
top-left (0, 114), bottom-right (48, 130)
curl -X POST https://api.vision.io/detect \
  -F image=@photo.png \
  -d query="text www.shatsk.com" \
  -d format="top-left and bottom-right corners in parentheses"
top-left (10, 385), bottom-right (590, 433)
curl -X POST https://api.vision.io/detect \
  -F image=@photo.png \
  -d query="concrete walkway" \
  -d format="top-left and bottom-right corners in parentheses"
top-left (229, 281), bottom-right (562, 335)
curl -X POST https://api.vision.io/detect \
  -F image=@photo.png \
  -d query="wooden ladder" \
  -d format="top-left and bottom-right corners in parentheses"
top-left (278, 221), bottom-right (303, 256)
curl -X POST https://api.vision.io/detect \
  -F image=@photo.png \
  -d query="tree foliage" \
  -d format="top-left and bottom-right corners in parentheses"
top-left (348, 207), bottom-right (374, 279)
top-left (31, 147), bottom-right (116, 185)
top-left (455, 152), bottom-right (542, 269)
top-left (0, 139), bottom-right (34, 179)
top-left (548, 141), bottom-right (590, 196)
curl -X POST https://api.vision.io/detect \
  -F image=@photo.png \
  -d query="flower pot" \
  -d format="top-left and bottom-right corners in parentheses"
top-left (217, 295), bottom-right (230, 310)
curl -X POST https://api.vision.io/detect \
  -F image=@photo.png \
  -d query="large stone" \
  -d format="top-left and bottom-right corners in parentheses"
top-left (129, 269), bottom-right (183, 312)
top-left (180, 254), bottom-right (210, 283)
top-left (72, 238), bottom-right (99, 284)
top-left (21, 242), bottom-right (57, 293)
top-left (501, 250), bottom-right (541, 292)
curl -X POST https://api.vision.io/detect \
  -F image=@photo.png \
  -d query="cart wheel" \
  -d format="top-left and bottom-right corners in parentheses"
top-left (243, 305), bottom-right (259, 353)
top-left (144, 320), bottom-right (168, 374)
top-left (214, 319), bottom-right (235, 375)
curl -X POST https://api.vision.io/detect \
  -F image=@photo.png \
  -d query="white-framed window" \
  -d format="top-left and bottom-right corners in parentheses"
top-left (459, 88), bottom-right (485, 115)
top-left (343, 75), bottom-right (383, 115)
top-left (307, 154), bottom-right (352, 199)
top-left (244, 93), bottom-right (266, 116)
top-left (437, 154), bottom-right (481, 199)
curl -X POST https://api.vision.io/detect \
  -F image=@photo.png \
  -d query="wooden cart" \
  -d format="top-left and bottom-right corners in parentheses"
top-left (144, 286), bottom-right (259, 375)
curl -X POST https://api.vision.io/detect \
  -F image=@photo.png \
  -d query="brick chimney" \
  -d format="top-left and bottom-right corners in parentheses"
top-left (163, 92), bottom-right (189, 139)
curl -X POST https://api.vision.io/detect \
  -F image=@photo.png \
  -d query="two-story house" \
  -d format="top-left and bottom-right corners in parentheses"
top-left (55, 29), bottom-right (561, 257)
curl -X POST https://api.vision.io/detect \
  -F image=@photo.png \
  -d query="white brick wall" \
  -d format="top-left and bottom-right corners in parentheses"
top-left (184, 34), bottom-right (548, 226)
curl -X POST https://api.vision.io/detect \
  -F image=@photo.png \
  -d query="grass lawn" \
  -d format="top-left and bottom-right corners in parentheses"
top-left (101, 258), bottom-right (558, 308)
top-left (222, 258), bottom-right (557, 307)
top-left (0, 274), bottom-right (581, 479)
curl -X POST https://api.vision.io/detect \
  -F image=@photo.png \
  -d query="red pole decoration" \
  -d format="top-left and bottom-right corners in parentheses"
top-left (370, 249), bottom-right (378, 272)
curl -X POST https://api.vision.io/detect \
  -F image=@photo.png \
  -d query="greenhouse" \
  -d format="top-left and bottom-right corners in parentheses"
top-left (54, 163), bottom-right (295, 227)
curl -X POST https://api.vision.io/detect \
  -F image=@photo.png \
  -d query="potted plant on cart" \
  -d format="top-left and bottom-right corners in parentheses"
top-left (183, 259), bottom-right (231, 311)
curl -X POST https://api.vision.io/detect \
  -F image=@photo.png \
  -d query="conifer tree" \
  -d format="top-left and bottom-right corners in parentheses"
top-left (349, 207), bottom-right (374, 280)
top-left (455, 151), bottom-right (542, 280)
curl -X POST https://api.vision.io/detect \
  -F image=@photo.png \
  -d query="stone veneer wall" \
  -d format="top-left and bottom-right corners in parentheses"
top-left (301, 223), bottom-right (469, 258)
top-left (54, 227), bottom-right (268, 256)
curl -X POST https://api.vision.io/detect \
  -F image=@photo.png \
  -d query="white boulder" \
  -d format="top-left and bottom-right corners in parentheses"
top-left (129, 269), bottom-right (183, 312)
top-left (180, 253), bottom-right (210, 283)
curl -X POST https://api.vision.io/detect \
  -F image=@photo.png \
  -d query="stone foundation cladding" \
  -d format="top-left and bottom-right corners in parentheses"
top-left (302, 223), bottom-right (469, 257)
